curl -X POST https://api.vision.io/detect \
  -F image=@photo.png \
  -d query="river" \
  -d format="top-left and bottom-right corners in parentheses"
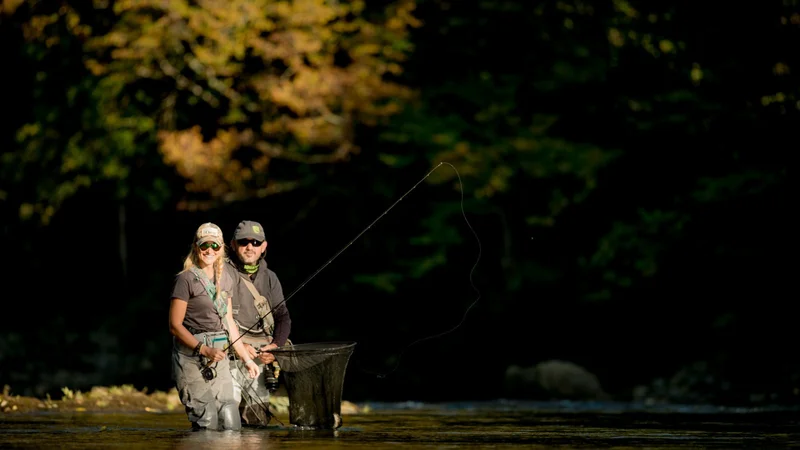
top-left (1, 400), bottom-right (798, 449)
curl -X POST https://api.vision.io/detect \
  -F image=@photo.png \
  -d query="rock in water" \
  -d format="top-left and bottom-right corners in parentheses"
top-left (505, 360), bottom-right (610, 401)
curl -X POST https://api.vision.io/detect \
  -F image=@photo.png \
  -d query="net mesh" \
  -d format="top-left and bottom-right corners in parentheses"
top-left (271, 341), bottom-right (357, 429)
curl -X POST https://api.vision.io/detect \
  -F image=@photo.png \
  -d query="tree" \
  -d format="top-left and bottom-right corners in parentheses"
top-left (3, 0), bottom-right (420, 222)
top-left (86, 0), bottom-right (420, 209)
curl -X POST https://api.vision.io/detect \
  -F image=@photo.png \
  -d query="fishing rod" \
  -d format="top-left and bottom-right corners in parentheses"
top-left (221, 161), bottom-right (449, 355)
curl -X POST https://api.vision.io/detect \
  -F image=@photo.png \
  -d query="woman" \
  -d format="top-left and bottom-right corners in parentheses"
top-left (169, 222), bottom-right (260, 431)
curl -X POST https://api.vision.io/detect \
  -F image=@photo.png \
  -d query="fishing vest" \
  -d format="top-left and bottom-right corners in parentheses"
top-left (238, 273), bottom-right (274, 335)
top-left (227, 259), bottom-right (274, 339)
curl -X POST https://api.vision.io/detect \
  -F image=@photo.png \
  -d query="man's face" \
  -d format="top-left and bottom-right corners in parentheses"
top-left (235, 238), bottom-right (266, 265)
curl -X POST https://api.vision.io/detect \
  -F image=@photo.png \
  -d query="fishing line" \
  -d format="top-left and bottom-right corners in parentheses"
top-left (219, 162), bottom-right (482, 374)
top-left (231, 362), bottom-right (284, 426)
top-left (357, 161), bottom-right (482, 379)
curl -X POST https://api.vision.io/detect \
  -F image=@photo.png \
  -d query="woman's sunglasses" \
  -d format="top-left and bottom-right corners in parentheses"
top-left (198, 242), bottom-right (221, 251)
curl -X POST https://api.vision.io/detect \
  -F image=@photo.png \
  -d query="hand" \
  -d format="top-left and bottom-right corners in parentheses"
top-left (257, 343), bottom-right (278, 365)
top-left (202, 346), bottom-right (226, 363)
top-left (245, 360), bottom-right (261, 379)
top-left (244, 343), bottom-right (258, 360)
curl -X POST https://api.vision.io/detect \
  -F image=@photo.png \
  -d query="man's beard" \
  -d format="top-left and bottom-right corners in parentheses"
top-left (238, 250), bottom-right (260, 265)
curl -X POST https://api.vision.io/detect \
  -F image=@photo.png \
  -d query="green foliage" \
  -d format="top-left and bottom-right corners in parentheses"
top-left (2, 4), bottom-right (169, 224)
top-left (583, 209), bottom-right (690, 287)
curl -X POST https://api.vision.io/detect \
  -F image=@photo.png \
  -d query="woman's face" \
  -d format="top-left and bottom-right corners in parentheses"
top-left (196, 241), bottom-right (222, 267)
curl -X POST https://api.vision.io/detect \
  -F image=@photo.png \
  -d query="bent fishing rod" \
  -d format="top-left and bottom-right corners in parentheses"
top-left (221, 161), bottom-right (448, 355)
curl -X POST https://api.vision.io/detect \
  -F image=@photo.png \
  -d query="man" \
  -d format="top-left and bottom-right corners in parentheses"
top-left (226, 220), bottom-right (292, 426)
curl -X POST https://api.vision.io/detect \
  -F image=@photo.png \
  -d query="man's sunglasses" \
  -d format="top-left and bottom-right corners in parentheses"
top-left (198, 242), bottom-right (221, 251)
top-left (236, 238), bottom-right (263, 247)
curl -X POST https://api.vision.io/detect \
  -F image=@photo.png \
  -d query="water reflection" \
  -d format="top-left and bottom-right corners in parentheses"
top-left (168, 424), bottom-right (346, 449)
top-left (173, 429), bottom-right (271, 450)
top-left (2, 401), bottom-right (800, 449)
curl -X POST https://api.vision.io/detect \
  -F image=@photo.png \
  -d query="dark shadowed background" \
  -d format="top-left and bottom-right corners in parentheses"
top-left (0, 0), bottom-right (794, 406)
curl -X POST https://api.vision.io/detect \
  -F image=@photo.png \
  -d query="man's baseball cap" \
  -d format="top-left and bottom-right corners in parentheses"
top-left (196, 222), bottom-right (224, 245)
top-left (233, 220), bottom-right (266, 241)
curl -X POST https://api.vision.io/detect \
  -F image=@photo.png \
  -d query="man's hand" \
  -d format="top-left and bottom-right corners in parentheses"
top-left (257, 343), bottom-right (278, 364)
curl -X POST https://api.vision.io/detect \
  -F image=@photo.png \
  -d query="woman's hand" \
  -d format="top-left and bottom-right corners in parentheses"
top-left (201, 345), bottom-right (227, 363)
top-left (244, 359), bottom-right (261, 378)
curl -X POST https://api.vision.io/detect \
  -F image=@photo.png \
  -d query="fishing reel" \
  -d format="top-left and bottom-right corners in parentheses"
top-left (201, 362), bottom-right (218, 381)
top-left (264, 363), bottom-right (279, 392)
top-left (254, 346), bottom-right (280, 391)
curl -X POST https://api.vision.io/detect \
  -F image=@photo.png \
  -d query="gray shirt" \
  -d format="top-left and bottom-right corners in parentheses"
top-left (170, 266), bottom-right (236, 333)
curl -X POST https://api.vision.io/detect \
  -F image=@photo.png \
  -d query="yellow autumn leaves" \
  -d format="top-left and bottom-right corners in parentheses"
top-left (83, 0), bottom-right (419, 204)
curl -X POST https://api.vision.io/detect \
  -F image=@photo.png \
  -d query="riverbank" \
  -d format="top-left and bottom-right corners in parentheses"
top-left (0, 384), bottom-right (362, 415)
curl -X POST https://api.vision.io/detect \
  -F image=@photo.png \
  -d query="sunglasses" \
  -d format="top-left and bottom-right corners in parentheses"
top-left (198, 242), bottom-right (221, 251)
top-left (236, 238), bottom-right (263, 247)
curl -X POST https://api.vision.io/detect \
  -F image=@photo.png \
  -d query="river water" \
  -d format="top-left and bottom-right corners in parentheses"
top-left (1, 400), bottom-right (799, 449)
